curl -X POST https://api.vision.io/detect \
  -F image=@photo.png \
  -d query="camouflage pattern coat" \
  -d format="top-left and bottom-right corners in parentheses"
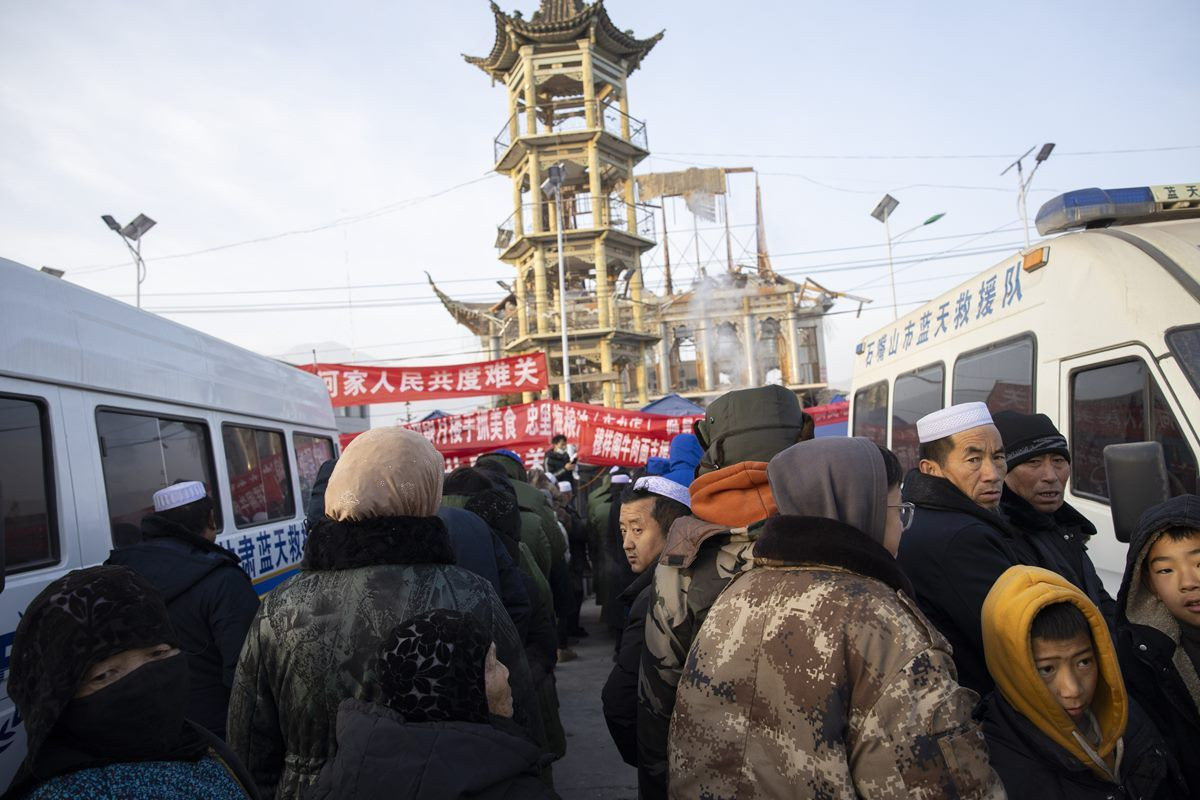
top-left (638, 461), bottom-right (777, 797)
top-left (669, 515), bottom-right (1003, 800)
top-left (226, 515), bottom-right (541, 800)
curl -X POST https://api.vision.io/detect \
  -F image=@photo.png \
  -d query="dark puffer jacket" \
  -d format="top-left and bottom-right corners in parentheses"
top-left (979, 692), bottom-right (1184, 800)
top-left (1000, 486), bottom-right (1117, 624)
top-left (106, 515), bottom-right (260, 738)
top-left (226, 515), bottom-right (540, 800)
top-left (1115, 494), bottom-right (1200, 796)
top-left (601, 566), bottom-right (654, 766)
top-left (898, 471), bottom-right (1091, 694)
top-left (308, 700), bottom-right (557, 800)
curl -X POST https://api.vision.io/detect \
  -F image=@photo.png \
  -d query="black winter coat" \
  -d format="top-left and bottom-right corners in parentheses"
top-left (979, 692), bottom-right (1185, 800)
top-left (438, 505), bottom-right (532, 641)
top-left (601, 566), bottom-right (653, 766)
top-left (1000, 487), bottom-right (1117, 624)
top-left (106, 516), bottom-right (259, 738)
top-left (308, 699), bottom-right (557, 800)
top-left (898, 471), bottom-right (1098, 694)
top-left (1116, 495), bottom-right (1200, 797)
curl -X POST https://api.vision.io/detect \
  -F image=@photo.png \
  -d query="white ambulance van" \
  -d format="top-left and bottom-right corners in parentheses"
top-left (0, 257), bottom-right (338, 786)
top-left (848, 183), bottom-right (1200, 591)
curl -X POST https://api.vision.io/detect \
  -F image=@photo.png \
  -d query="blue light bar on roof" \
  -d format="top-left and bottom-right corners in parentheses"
top-left (1035, 186), bottom-right (1155, 236)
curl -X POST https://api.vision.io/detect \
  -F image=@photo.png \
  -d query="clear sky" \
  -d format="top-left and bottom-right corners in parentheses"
top-left (2, 1), bottom-right (1196, 422)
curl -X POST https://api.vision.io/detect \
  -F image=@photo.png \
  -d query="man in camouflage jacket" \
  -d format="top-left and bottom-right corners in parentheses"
top-left (637, 385), bottom-right (812, 797)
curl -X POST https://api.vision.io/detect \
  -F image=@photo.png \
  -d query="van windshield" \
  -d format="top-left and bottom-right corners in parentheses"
top-left (1167, 325), bottom-right (1200, 398)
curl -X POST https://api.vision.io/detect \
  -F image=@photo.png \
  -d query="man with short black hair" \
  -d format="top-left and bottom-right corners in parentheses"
top-left (994, 411), bottom-right (1116, 623)
top-left (898, 402), bottom-right (1045, 693)
top-left (107, 480), bottom-right (259, 739)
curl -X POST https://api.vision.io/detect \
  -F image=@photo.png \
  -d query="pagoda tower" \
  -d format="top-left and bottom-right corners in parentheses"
top-left (464, 0), bottom-right (663, 407)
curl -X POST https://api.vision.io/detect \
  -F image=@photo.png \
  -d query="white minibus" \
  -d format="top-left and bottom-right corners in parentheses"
top-left (0, 257), bottom-right (338, 785)
top-left (849, 183), bottom-right (1200, 591)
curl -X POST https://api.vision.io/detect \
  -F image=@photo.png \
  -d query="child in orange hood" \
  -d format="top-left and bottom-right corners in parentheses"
top-left (978, 565), bottom-right (1185, 799)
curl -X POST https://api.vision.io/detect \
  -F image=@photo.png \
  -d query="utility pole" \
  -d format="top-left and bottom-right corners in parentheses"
top-left (1002, 143), bottom-right (1055, 250)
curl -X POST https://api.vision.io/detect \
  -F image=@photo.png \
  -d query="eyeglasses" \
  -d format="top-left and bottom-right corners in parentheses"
top-left (888, 502), bottom-right (916, 531)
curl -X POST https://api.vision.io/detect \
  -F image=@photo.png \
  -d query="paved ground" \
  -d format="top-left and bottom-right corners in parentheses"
top-left (551, 601), bottom-right (638, 800)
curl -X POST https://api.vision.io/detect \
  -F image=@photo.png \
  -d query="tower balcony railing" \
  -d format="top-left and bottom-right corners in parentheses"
top-left (493, 101), bottom-right (649, 163)
top-left (500, 296), bottom-right (649, 347)
top-left (496, 194), bottom-right (656, 250)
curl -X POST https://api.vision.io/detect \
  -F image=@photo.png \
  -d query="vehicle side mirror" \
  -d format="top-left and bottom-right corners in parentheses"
top-left (1104, 442), bottom-right (1170, 544)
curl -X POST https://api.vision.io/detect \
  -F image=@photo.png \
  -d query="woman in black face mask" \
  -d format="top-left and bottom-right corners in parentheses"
top-left (2, 565), bottom-right (258, 800)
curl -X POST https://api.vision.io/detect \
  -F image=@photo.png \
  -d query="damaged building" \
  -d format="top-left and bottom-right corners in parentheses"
top-left (431, 0), bottom-right (855, 409)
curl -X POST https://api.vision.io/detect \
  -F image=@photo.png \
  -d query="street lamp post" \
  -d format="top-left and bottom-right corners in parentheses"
top-left (101, 213), bottom-right (157, 308)
top-left (1002, 143), bottom-right (1055, 250)
top-left (870, 195), bottom-right (945, 320)
top-left (540, 163), bottom-right (571, 403)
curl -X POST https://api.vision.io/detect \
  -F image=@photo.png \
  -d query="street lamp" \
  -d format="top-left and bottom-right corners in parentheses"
top-left (1001, 142), bottom-right (1055, 250)
top-left (540, 162), bottom-right (571, 403)
top-left (870, 196), bottom-right (945, 320)
top-left (101, 213), bottom-right (156, 308)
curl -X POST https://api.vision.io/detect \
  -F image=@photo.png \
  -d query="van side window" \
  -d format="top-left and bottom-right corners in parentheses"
top-left (224, 425), bottom-right (296, 527)
top-left (1070, 359), bottom-right (1198, 500)
top-left (852, 381), bottom-right (888, 447)
top-left (1, 396), bottom-right (59, 573)
top-left (893, 364), bottom-right (945, 472)
top-left (96, 410), bottom-right (222, 547)
top-left (294, 433), bottom-right (334, 509)
top-left (952, 335), bottom-right (1034, 414)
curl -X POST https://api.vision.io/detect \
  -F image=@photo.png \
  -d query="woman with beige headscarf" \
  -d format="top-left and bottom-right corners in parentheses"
top-left (226, 428), bottom-right (543, 800)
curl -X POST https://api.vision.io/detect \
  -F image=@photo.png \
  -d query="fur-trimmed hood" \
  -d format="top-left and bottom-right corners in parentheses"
top-left (751, 515), bottom-right (913, 597)
top-left (302, 515), bottom-right (456, 571)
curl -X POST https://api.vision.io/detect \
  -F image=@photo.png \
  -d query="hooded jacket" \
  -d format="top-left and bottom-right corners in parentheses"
top-left (662, 434), bottom-right (702, 488)
top-left (1116, 494), bottom-right (1200, 795)
top-left (637, 463), bottom-right (768, 797)
top-left (106, 515), bottom-right (260, 739)
top-left (225, 515), bottom-right (541, 800)
top-left (980, 566), bottom-right (1183, 799)
top-left (477, 452), bottom-right (564, 571)
top-left (436, 505), bottom-right (532, 642)
top-left (308, 700), bottom-right (556, 800)
top-left (669, 437), bottom-right (1001, 799)
top-left (898, 469), bottom-right (1075, 694)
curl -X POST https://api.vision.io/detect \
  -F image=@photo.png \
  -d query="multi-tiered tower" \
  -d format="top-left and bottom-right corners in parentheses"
top-left (465, 0), bottom-right (663, 407)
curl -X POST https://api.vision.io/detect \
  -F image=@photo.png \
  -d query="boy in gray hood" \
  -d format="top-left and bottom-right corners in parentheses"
top-left (1116, 493), bottom-right (1200, 795)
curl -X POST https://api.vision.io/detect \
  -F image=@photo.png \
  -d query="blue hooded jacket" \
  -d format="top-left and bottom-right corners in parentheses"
top-left (662, 434), bottom-right (702, 488)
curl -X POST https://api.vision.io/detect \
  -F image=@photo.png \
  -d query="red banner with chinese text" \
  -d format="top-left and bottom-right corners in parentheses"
top-left (400, 400), bottom-right (704, 471)
top-left (299, 353), bottom-right (548, 407)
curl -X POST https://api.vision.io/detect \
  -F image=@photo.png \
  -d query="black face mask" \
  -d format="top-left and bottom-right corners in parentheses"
top-left (56, 654), bottom-right (192, 762)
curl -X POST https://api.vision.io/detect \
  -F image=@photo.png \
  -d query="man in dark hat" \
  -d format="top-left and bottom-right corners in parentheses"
top-left (994, 411), bottom-right (1116, 624)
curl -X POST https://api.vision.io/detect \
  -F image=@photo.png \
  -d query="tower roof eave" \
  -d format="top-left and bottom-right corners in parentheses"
top-left (464, 1), bottom-right (663, 79)
top-left (426, 272), bottom-right (509, 337)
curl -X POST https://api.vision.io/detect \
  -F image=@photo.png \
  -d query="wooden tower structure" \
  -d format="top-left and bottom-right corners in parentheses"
top-left (463, 0), bottom-right (663, 407)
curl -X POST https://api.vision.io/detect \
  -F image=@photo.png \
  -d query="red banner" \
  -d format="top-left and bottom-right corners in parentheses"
top-left (806, 401), bottom-right (849, 427)
top-left (394, 400), bottom-right (703, 471)
top-left (300, 353), bottom-right (549, 407)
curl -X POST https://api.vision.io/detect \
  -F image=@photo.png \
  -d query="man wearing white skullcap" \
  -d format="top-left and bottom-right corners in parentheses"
top-left (897, 400), bottom-right (1052, 695)
top-left (106, 480), bottom-right (258, 739)
top-left (602, 474), bottom-right (693, 770)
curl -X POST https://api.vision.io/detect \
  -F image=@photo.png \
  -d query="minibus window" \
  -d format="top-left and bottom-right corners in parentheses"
top-left (0, 396), bottom-right (59, 573)
top-left (952, 336), bottom-right (1034, 414)
top-left (223, 425), bottom-right (296, 528)
top-left (852, 381), bottom-right (888, 447)
top-left (1070, 359), bottom-right (1198, 500)
top-left (294, 433), bottom-right (334, 509)
top-left (1166, 325), bottom-right (1200, 398)
top-left (96, 410), bottom-right (221, 547)
top-left (893, 364), bottom-right (945, 472)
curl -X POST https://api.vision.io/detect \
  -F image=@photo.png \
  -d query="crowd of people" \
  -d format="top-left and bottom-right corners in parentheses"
top-left (3, 385), bottom-right (1198, 800)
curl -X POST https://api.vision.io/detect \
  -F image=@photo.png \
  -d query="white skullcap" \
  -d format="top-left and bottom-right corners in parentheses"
top-left (153, 480), bottom-right (206, 512)
top-left (610, 474), bottom-right (631, 485)
top-left (917, 402), bottom-right (994, 443)
top-left (609, 465), bottom-right (622, 474)
top-left (632, 476), bottom-right (692, 509)
top-left (557, 481), bottom-right (573, 493)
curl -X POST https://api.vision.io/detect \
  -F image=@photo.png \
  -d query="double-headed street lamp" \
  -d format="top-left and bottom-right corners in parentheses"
top-left (870, 194), bottom-right (945, 320)
top-left (101, 213), bottom-right (156, 308)
top-left (1001, 143), bottom-right (1055, 250)
top-left (540, 162), bottom-right (571, 403)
